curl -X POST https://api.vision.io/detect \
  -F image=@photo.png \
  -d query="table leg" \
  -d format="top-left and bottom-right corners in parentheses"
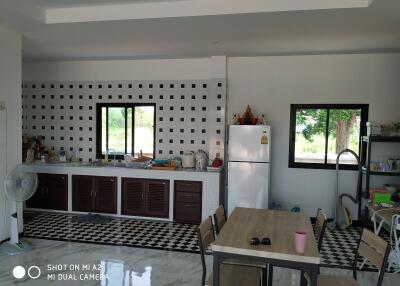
top-left (213, 253), bottom-right (220, 286)
top-left (261, 266), bottom-right (268, 286)
top-left (267, 264), bottom-right (273, 286)
top-left (309, 266), bottom-right (318, 286)
top-left (300, 270), bottom-right (307, 286)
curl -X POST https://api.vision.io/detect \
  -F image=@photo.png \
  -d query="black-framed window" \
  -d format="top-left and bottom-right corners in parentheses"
top-left (289, 104), bottom-right (368, 170)
top-left (96, 103), bottom-right (156, 159)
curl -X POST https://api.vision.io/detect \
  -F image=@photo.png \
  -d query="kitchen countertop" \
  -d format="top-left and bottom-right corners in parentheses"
top-left (22, 161), bottom-right (223, 221)
top-left (23, 161), bottom-right (221, 173)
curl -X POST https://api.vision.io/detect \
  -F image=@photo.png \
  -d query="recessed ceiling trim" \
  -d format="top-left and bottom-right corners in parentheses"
top-left (45, 0), bottom-right (373, 24)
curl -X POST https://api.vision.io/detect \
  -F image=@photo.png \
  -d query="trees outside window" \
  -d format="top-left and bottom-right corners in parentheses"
top-left (289, 104), bottom-right (368, 169)
top-left (96, 103), bottom-right (155, 159)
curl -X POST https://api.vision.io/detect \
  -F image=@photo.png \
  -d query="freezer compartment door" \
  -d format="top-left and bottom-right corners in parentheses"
top-left (228, 125), bottom-right (271, 162)
top-left (227, 162), bottom-right (270, 216)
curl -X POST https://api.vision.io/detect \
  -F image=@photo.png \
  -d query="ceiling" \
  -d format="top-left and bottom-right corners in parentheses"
top-left (31, 0), bottom-right (180, 9)
top-left (1, 0), bottom-right (399, 61)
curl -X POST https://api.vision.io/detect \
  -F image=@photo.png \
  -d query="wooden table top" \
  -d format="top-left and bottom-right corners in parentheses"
top-left (212, 207), bottom-right (320, 264)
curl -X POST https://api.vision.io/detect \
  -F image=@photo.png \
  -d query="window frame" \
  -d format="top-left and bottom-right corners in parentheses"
top-left (96, 103), bottom-right (156, 160)
top-left (288, 104), bottom-right (369, 170)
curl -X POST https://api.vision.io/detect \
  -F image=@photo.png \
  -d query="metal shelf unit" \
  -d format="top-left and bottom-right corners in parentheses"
top-left (358, 135), bottom-right (400, 224)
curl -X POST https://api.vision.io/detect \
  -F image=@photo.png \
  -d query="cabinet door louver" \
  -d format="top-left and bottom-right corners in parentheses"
top-left (95, 176), bottom-right (117, 214)
top-left (72, 175), bottom-right (94, 212)
top-left (26, 173), bottom-right (46, 209)
top-left (145, 180), bottom-right (169, 218)
top-left (122, 178), bottom-right (146, 216)
top-left (45, 174), bottom-right (68, 210)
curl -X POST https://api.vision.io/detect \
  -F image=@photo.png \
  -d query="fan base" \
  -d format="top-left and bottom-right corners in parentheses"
top-left (0, 239), bottom-right (33, 256)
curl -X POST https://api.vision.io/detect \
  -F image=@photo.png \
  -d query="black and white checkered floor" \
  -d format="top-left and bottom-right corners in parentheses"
top-left (24, 212), bottom-right (393, 273)
top-left (24, 212), bottom-right (199, 253)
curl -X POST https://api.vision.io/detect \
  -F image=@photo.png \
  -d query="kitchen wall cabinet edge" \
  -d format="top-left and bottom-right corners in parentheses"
top-left (23, 164), bottom-right (222, 221)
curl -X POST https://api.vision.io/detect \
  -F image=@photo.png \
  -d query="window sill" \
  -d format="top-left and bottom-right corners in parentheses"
top-left (288, 162), bottom-right (359, 171)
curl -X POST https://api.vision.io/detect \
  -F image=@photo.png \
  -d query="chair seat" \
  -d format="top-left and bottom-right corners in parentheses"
top-left (205, 264), bottom-right (261, 286)
top-left (223, 258), bottom-right (267, 268)
top-left (317, 275), bottom-right (359, 286)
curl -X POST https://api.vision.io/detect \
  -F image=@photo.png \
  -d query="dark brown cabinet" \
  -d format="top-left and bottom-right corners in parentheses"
top-left (122, 178), bottom-right (169, 218)
top-left (122, 178), bottom-right (146, 216)
top-left (26, 173), bottom-right (68, 211)
top-left (73, 175), bottom-right (117, 214)
top-left (146, 180), bottom-right (169, 218)
top-left (174, 180), bottom-right (202, 223)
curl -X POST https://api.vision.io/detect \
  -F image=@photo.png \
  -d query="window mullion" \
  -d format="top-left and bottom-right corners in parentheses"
top-left (106, 107), bottom-right (109, 154)
top-left (132, 106), bottom-right (135, 156)
top-left (324, 109), bottom-right (330, 165)
top-left (124, 107), bottom-right (127, 155)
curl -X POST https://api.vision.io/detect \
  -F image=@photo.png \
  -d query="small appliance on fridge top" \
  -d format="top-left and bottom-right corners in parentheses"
top-left (227, 125), bottom-right (271, 216)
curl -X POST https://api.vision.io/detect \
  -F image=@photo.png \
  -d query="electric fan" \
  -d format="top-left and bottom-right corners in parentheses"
top-left (0, 165), bottom-right (38, 255)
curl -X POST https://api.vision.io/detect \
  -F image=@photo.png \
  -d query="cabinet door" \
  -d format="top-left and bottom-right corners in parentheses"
top-left (72, 175), bottom-right (94, 212)
top-left (26, 173), bottom-right (47, 209)
top-left (145, 180), bottom-right (169, 218)
top-left (122, 178), bottom-right (146, 216)
top-left (174, 180), bottom-right (202, 223)
top-left (45, 174), bottom-right (68, 211)
top-left (174, 202), bottom-right (202, 223)
top-left (94, 176), bottom-right (117, 214)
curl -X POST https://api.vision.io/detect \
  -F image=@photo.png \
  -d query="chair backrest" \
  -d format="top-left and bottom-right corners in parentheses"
top-left (313, 208), bottom-right (327, 252)
top-left (213, 205), bottom-right (226, 235)
top-left (197, 216), bottom-right (215, 286)
top-left (353, 228), bottom-right (390, 286)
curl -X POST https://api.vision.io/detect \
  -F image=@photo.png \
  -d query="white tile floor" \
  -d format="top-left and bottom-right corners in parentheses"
top-left (0, 238), bottom-right (399, 286)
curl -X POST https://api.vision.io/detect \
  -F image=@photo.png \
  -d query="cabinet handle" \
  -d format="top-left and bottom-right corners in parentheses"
top-left (110, 179), bottom-right (114, 182)
top-left (46, 187), bottom-right (49, 194)
top-left (141, 193), bottom-right (144, 200)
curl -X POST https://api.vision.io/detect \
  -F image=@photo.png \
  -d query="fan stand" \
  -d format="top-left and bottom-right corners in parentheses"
top-left (0, 201), bottom-right (33, 255)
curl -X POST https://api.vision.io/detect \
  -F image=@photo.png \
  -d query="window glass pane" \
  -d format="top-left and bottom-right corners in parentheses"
top-left (295, 109), bottom-right (327, 164)
top-left (108, 107), bottom-right (126, 154)
top-left (134, 106), bottom-right (154, 158)
top-left (127, 108), bottom-right (133, 154)
top-left (101, 107), bottom-right (107, 154)
top-left (327, 109), bottom-right (361, 164)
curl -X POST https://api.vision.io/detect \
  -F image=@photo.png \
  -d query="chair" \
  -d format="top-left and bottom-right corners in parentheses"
top-left (314, 208), bottom-right (328, 252)
top-left (213, 205), bottom-right (226, 235)
top-left (302, 209), bottom-right (328, 284)
top-left (317, 228), bottom-right (390, 286)
top-left (272, 209), bottom-right (328, 286)
top-left (198, 217), bottom-right (261, 286)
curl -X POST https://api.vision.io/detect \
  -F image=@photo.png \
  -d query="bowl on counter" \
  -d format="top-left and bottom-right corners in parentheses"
top-left (125, 161), bottom-right (150, 169)
top-left (152, 159), bottom-right (170, 165)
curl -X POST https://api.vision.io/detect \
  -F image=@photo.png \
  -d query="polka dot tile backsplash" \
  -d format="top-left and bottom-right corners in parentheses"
top-left (22, 79), bottom-right (226, 162)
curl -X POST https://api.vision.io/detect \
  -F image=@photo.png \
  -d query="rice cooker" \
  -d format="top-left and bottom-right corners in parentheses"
top-left (182, 151), bottom-right (196, 168)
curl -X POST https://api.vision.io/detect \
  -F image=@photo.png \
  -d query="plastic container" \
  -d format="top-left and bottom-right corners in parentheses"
top-left (294, 230), bottom-right (307, 254)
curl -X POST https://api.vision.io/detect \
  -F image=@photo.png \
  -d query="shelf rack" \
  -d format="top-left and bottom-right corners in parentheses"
top-left (358, 135), bottom-right (400, 224)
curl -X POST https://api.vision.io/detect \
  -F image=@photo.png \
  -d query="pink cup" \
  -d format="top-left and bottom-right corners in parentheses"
top-left (294, 230), bottom-right (307, 254)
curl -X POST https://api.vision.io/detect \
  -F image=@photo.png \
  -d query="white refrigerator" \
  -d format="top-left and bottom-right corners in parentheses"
top-left (227, 125), bottom-right (271, 216)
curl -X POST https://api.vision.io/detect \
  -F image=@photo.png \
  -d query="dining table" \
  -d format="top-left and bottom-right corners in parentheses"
top-left (211, 207), bottom-right (320, 286)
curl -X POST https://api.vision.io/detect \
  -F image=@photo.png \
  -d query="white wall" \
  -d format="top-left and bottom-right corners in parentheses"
top-left (23, 58), bottom-right (215, 81)
top-left (22, 53), bottom-right (400, 220)
top-left (228, 54), bottom-right (400, 218)
top-left (0, 25), bottom-right (22, 241)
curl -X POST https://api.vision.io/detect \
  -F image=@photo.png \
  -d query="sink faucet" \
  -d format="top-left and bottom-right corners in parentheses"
top-left (106, 149), bottom-right (117, 167)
